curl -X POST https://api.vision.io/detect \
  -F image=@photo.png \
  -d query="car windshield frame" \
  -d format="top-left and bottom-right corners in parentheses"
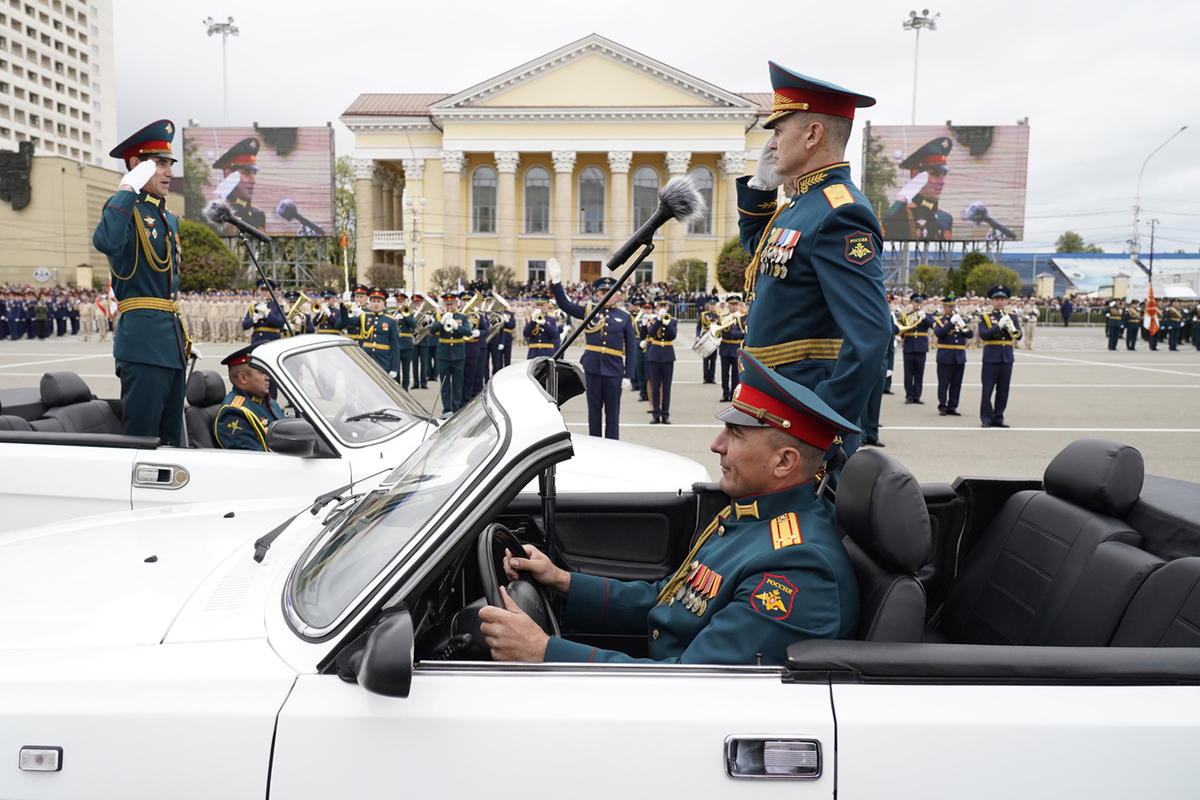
top-left (284, 392), bottom-right (506, 638)
top-left (278, 341), bottom-right (433, 448)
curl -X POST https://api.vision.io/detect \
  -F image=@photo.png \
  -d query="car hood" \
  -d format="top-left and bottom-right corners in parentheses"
top-left (0, 500), bottom-right (293, 651)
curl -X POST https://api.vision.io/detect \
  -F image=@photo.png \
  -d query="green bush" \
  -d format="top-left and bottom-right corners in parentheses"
top-left (965, 262), bottom-right (1022, 297)
top-left (716, 238), bottom-right (750, 293)
top-left (178, 220), bottom-right (241, 292)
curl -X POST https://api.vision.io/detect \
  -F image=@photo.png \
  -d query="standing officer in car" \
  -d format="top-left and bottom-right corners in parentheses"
top-left (735, 62), bottom-right (890, 461)
top-left (477, 350), bottom-right (860, 665)
top-left (645, 298), bottom-right (677, 424)
top-left (547, 258), bottom-right (635, 439)
top-left (979, 284), bottom-right (1020, 428)
top-left (92, 119), bottom-right (190, 446)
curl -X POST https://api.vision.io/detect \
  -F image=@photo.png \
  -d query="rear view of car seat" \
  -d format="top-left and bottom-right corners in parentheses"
top-left (1111, 558), bottom-right (1200, 647)
top-left (184, 370), bottom-right (227, 448)
top-left (31, 372), bottom-right (122, 435)
top-left (933, 439), bottom-right (1158, 647)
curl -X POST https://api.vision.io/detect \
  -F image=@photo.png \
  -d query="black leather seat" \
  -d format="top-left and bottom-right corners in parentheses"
top-left (934, 438), bottom-right (1154, 647)
top-left (1112, 557), bottom-right (1200, 647)
top-left (185, 370), bottom-right (227, 448)
top-left (836, 448), bottom-right (933, 642)
top-left (0, 415), bottom-right (33, 431)
top-left (31, 372), bottom-right (122, 435)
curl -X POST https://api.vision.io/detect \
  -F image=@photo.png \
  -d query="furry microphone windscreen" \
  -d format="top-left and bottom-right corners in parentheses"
top-left (962, 201), bottom-right (991, 224)
top-left (203, 199), bottom-right (236, 226)
top-left (275, 199), bottom-right (298, 220)
top-left (659, 174), bottom-right (706, 226)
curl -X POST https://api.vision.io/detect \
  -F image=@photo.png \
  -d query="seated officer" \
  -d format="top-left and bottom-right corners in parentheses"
top-left (214, 344), bottom-right (283, 451)
top-left (478, 350), bottom-right (861, 665)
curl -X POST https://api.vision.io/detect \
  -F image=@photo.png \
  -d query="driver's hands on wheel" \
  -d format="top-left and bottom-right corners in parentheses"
top-left (502, 544), bottom-right (570, 595)
top-left (478, 587), bottom-right (549, 663)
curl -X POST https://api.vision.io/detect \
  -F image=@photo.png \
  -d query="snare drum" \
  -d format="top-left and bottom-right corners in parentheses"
top-left (692, 330), bottom-right (719, 358)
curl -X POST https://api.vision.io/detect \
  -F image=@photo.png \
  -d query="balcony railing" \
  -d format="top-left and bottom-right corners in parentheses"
top-left (372, 230), bottom-right (406, 250)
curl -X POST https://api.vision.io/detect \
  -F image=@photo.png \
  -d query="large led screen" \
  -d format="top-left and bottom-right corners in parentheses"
top-left (862, 124), bottom-right (1029, 243)
top-left (183, 126), bottom-right (333, 237)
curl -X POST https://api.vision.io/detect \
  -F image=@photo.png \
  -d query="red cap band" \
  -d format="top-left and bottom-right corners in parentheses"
top-left (121, 140), bottom-right (171, 161)
top-left (733, 383), bottom-right (837, 450)
top-left (770, 87), bottom-right (857, 121)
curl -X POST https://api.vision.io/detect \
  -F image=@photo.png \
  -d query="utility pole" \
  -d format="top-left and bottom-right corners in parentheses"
top-left (204, 17), bottom-right (239, 126)
top-left (1132, 126), bottom-right (1186, 266)
top-left (903, 9), bottom-right (939, 125)
top-left (405, 197), bottom-right (426, 292)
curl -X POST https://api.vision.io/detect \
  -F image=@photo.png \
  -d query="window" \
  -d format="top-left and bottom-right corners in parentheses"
top-left (474, 259), bottom-right (493, 282)
top-left (632, 166), bottom-right (660, 233)
top-left (523, 165), bottom-right (550, 234)
top-left (527, 259), bottom-right (546, 283)
top-left (687, 167), bottom-right (714, 234)
top-left (578, 165), bottom-right (605, 234)
top-left (633, 261), bottom-right (654, 284)
top-left (471, 165), bottom-right (496, 234)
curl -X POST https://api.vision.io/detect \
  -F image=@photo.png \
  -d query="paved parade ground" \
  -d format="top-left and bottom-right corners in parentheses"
top-left (2, 325), bottom-right (1198, 486)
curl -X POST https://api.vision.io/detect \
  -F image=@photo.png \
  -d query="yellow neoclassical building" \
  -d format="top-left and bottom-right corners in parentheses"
top-left (341, 34), bottom-right (772, 292)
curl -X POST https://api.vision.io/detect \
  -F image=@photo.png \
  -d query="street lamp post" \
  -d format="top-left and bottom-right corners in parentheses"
top-left (903, 9), bottom-right (939, 125)
top-left (203, 17), bottom-right (239, 126)
top-left (1131, 125), bottom-right (1186, 265)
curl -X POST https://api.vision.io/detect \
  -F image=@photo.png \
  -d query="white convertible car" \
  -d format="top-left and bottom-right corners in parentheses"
top-left (1, 359), bottom-right (1199, 798)
top-left (0, 334), bottom-right (708, 532)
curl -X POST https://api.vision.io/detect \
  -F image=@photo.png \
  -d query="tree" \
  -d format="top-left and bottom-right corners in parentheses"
top-left (430, 266), bottom-right (467, 294)
top-left (181, 134), bottom-right (212, 223)
top-left (948, 249), bottom-right (992, 295)
top-left (1055, 231), bottom-right (1103, 253)
top-left (666, 258), bottom-right (709, 294)
top-left (332, 155), bottom-right (358, 276)
top-left (965, 262), bottom-right (1022, 297)
top-left (178, 219), bottom-right (240, 291)
top-left (911, 264), bottom-right (947, 296)
top-left (366, 263), bottom-right (405, 290)
top-left (312, 263), bottom-right (345, 291)
top-left (716, 237), bottom-right (750, 293)
top-left (487, 264), bottom-right (518, 296)
top-left (861, 128), bottom-right (898, 219)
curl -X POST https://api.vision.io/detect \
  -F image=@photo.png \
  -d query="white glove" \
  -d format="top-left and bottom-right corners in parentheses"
top-left (213, 170), bottom-right (241, 200)
top-left (422, 313), bottom-right (434, 326)
top-left (747, 140), bottom-right (783, 191)
top-left (656, 306), bottom-right (666, 318)
top-left (640, 339), bottom-right (648, 351)
top-left (622, 378), bottom-right (631, 390)
top-left (546, 257), bottom-right (562, 285)
top-left (498, 344), bottom-right (504, 351)
top-left (471, 330), bottom-right (480, 339)
top-left (190, 347), bottom-right (203, 360)
top-left (349, 302), bottom-right (364, 319)
top-left (950, 314), bottom-right (963, 326)
top-left (440, 312), bottom-right (456, 328)
top-left (388, 371), bottom-right (397, 378)
top-left (896, 172), bottom-right (929, 204)
top-left (119, 160), bottom-right (158, 192)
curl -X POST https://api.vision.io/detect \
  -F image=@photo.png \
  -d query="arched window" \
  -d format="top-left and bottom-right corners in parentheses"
top-left (687, 167), bottom-right (714, 235)
top-left (632, 166), bottom-right (660, 233)
top-left (472, 166), bottom-right (497, 234)
top-left (578, 166), bottom-right (605, 234)
top-left (524, 166), bottom-right (550, 234)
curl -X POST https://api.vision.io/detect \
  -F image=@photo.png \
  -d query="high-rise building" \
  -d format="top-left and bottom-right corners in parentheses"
top-left (0, 0), bottom-right (117, 168)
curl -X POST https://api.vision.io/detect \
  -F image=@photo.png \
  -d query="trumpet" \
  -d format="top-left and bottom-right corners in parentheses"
top-left (398, 304), bottom-right (412, 316)
top-left (284, 291), bottom-right (313, 333)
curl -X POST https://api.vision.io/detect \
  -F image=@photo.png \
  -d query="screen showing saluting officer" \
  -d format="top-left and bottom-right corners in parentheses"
top-left (881, 137), bottom-right (954, 242)
top-left (211, 136), bottom-right (265, 231)
top-left (92, 119), bottom-right (190, 446)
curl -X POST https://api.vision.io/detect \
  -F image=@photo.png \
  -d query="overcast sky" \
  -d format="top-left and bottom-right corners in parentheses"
top-left (115, 0), bottom-right (1198, 254)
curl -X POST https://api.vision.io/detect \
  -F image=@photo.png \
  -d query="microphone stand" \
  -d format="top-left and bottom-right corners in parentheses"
top-left (236, 230), bottom-right (295, 337)
top-left (552, 243), bottom-right (654, 359)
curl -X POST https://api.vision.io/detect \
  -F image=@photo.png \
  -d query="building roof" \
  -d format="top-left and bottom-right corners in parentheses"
top-left (342, 93), bottom-right (451, 117)
top-left (738, 93), bottom-right (773, 115)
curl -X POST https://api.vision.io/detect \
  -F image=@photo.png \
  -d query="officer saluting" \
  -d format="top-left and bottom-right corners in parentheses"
top-left (547, 258), bottom-right (635, 440)
top-left (881, 137), bottom-right (954, 241)
top-left (212, 137), bottom-right (265, 231)
top-left (92, 119), bottom-right (190, 446)
top-left (979, 284), bottom-right (1021, 428)
top-left (213, 343), bottom-right (283, 451)
top-left (932, 295), bottom-right (972, 417)
top-left (645, 298), bottom-right (677, 424)
top-left (736, 62), bottom-right (890, 461)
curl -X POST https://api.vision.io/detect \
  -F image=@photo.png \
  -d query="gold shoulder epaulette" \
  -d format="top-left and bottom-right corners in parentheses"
top-left (823, 184), bottom-right (854, 208)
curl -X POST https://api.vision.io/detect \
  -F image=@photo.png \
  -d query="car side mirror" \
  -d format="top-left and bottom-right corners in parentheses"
top-left (268, 418), bottom-right (317, 456)
top-left (359, 611), bottom-right (415, 698)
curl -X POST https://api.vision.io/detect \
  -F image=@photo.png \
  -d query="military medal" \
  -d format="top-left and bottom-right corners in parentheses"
top-left (682, 564), bottom-right (722, 616)
top-left (760, 227), bottom-right (800, 280)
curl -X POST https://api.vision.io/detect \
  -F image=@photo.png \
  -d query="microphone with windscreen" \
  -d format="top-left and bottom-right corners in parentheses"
top-left (963, 202), bottom-right (1015, 240)
top-left (606, 175), bottom-right (706, 271)
top-left (204, 199), bottom-right (272, 244)
top-left (276, 199), bottom-right (325, 236)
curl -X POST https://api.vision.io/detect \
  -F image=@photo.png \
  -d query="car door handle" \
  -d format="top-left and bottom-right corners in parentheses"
top-left (724, 736), bottom-right (822, 779)
top-left (133, 463), bottom-right (190, 490)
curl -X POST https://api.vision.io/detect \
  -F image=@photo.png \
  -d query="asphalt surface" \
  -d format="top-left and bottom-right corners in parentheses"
top-left (2, 324), bottom-right (1198, 485)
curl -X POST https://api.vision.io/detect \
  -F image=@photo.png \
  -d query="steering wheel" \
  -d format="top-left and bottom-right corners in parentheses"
top-left (476, 523), bottom-right (561, 637)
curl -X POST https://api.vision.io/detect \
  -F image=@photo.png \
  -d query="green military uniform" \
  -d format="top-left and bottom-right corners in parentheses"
top-left (91, 119), bottom-right (188, 446)
top-left (543, 351), bottom-right (860, 665)
top-left (881, 137), bottom-right (954, 242)
top-left (391, 293), bottom-right (419, 391)
top-left (430, 294), bottom-right (470, 413)
top-left (214, 386), bottom-right (283, 451)
top-left (337, 288), bottom-right (401, 374)
top-left (1106, 302), bottom-right (1125, 350)
top-left (213, 137), bottom-right (266, 231)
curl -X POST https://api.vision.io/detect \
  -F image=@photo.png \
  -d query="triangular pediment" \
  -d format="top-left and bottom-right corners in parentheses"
top-left (431, 34), bottom-right (755, 111)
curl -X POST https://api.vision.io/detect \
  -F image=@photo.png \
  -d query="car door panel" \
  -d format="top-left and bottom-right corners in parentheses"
top-left (0, 442), bottom-right (135, 532)
top-left (832, 683), bottom-right (1200, 798)
top-left (271, 667), bottom-right (835, 799)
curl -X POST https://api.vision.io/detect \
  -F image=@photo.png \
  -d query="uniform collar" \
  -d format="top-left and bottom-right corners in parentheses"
top-left (139, 190), bottom-right (162, 207)
top-left (234, 386), bottom-right (268, 404)
top-left (728, 481), bottom-right (818, 523)
top-left (789, 162), bottom-right (850, 195)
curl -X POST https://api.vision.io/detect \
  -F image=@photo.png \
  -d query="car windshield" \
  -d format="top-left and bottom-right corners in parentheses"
top-left (288, 397), bottom-right (500, 630)
top-left (281, 344), bottom-right (431, 445)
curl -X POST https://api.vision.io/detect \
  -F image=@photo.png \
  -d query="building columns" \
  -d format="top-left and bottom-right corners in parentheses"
top-left (441, 150), bottom-right (466, 274)
top-left (495, 151), bottom-right (520, 275)
top-left (350, 158), bottom-right (378, 281)
top-left (719, 150), bottom-right (747, 242)
top-left (664, 151), bottom-right (691, 276)
top-left (551, 150), bottom-right (576, 270)
top-left (607, 151), bottom-right (632, 270)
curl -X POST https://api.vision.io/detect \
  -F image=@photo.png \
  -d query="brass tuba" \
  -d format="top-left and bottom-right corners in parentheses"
top-left (284, 291), bottom-right (313, 334)
top-left (484, 294), bottom-right (513, 343)
top-left (411, 295), bottom-right (442, 345)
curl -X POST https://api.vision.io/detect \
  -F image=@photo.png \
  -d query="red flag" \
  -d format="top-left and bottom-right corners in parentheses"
top-left (1143, 284), bottom-right (1160, 336)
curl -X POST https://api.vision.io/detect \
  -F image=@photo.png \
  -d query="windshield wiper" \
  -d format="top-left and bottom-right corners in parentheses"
top-left (345, 408), bottom-right (406, 423)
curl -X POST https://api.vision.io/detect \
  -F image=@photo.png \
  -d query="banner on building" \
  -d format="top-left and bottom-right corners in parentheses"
top-left (861, 124), bottom-right (1030, 243)
top-left (182, 126), bottom-right (334, 238)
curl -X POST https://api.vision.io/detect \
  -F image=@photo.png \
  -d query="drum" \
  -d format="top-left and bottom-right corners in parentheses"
top-left (692, 330), bottom-right (719, 358)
